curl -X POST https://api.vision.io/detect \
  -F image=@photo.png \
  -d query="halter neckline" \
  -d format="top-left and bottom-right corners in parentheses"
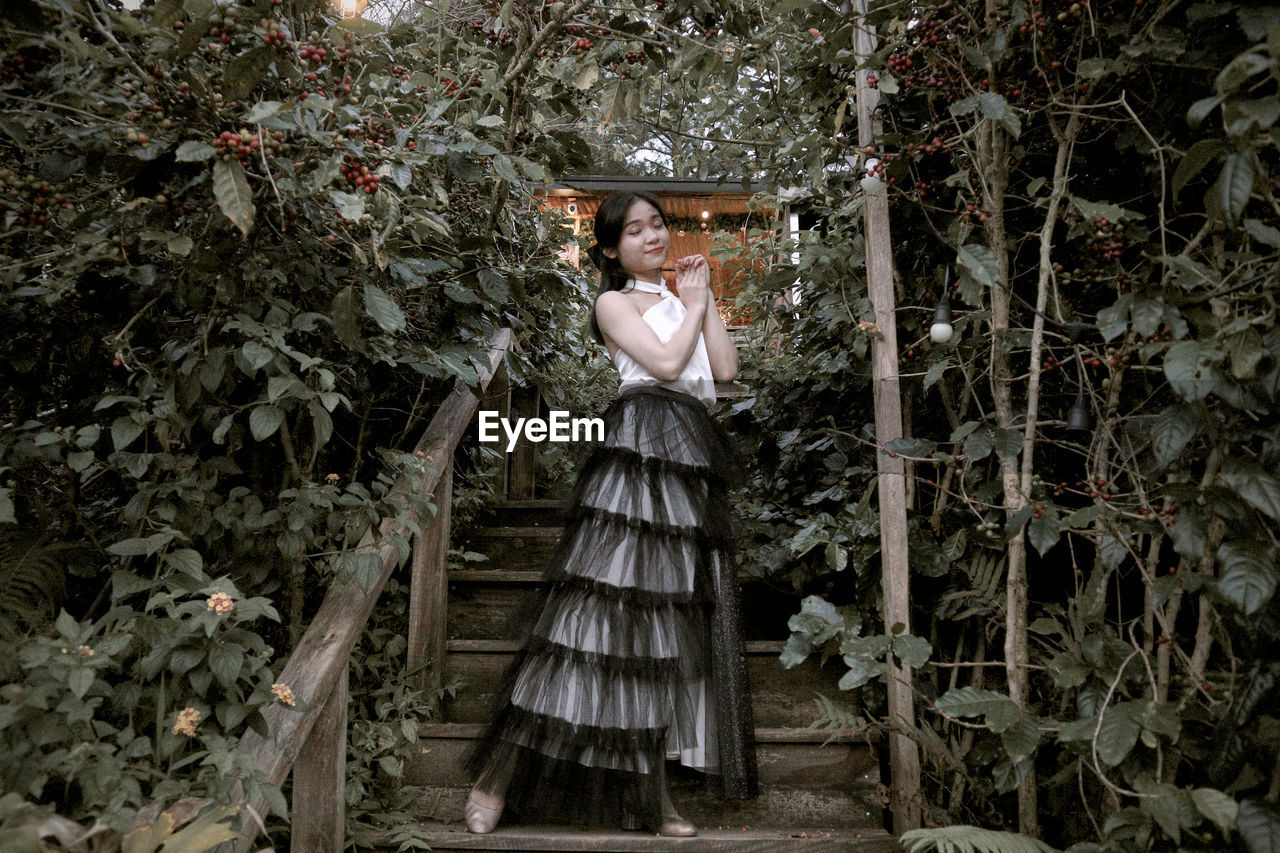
top-left (627, 277), bottom-right (671, 295)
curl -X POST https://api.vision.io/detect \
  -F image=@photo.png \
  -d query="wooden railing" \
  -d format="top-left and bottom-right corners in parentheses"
top-left (228, 327), bottom-right (539, 853)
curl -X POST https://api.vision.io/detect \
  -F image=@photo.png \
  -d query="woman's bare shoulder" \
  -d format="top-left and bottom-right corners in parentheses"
top-left (595, 289), bottom-right (639, 314)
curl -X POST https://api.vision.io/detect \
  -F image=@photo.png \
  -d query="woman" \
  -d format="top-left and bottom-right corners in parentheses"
top-left (462, 190), bottom-right (757, 837)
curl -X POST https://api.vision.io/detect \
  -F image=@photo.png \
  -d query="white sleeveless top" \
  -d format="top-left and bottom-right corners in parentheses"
top-left (608, 277), bottom-right (716, 405)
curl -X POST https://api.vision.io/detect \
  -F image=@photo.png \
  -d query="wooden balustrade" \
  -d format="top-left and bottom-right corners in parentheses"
top-left (229, 327), bottom-right (546, 853)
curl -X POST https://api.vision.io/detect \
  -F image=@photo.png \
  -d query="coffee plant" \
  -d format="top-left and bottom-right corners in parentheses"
top-left (0, 0), bottom-right (745, 838)
top-left (690, 0), bottom-right (1280, 846)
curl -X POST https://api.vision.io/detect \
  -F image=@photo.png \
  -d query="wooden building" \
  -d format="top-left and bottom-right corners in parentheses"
top-left (534, 175), bottom-right (799, 327)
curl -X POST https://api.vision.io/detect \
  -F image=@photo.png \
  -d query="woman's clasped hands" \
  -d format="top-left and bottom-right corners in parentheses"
top-left (674, 255), bottom-right (710, 312)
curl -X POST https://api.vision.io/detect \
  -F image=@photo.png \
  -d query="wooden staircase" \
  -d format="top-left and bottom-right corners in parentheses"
top-left (404, 499), bottom-right (899, 852)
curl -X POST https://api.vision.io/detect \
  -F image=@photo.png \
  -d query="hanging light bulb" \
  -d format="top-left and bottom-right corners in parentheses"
top-left (930, 267), bottom-right (954, 343)
top-left (1067, 385), bottom-right (1090, 432)
top-left (860, 158), bottom-right (885, 195)
top-left (930, 300), bottom-right (953, 343)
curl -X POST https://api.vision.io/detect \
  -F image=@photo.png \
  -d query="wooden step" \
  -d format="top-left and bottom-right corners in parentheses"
top-left (475, 499), bottom-right (568, 527)
top-left (440, 641), bottom-right (863, 728)
top-left (447, 577), bottom-right (799, 643)
top-left (413, 724), bottom-right (880, 790)
top-left (458, 526), bottom-right (565, 571)
top-left (369, 823), bottom-right (899, 852)
top-left (409, 725), bottom-right (884, 831)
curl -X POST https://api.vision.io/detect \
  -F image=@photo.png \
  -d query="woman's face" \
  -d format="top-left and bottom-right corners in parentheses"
top-left (604, 199), bottom-right (669, 280)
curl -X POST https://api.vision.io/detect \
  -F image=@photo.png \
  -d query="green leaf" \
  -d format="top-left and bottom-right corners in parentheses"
top-left (964, 429), bottom-right (993, 461)
top-left (1069, 195), bottom-right (1143, 224)
top-left (900, 826), bottom-right (1059, 853)
top-left (787, 594), bottom-right (845, 646)
top-left (213, 159), bottom-right (254, 238)
top-left (1209, 150), bottom-right (1256, 225)
top-left (998, 712), bottom-right (1041, 763)
top-left (838, 655), bottom-right (885, 689)
top-left (1151, 403), bottom-right (1199, 466)
top-left (106, 533), bottom-right (171, 557)
top-left (978, 92), bottom-right (1021, 137)
top-left (892, 633), bottom-right (932, 668)
top-left (111, 416), bottom-right (144, 451)
top-left (824, 541), bottom-right (847, 572)
top-left (1224, 96), bottom-right (1280, 137)
top-left (1216, 541), bottom-right (1277, 615)
top-left (390, 162), bottom-right (411, 190)
top-left (158, 804), bottom-right (242, 852)
top-left (208, 644), bottom-right (244, 689)
top-left (477, 268), bottom-right (510, 302)
top-left (244, 100), bottom-right (285, 122)
top-left (957, 244), bottom-right (999, 290)
top-left (1173, 139), bottom-right (1223, 199)
top-left (222, 46), bottom-right (275, 101)
top-left (330, 189), bottom-right (366, 221)
top-left (1171, 506), bottom-right (1206, 559)
top-left (175, 141), bottom-right (216, 162)
top-left (167, 235), bottom-right (193, 256)
top-left (924, 358), bottom-right (950, 389)
top-left (1221, 458), bottom-right (1280, 522)
top-left (1130, 297), bottom-right (1164, 338)
top-left (165, 549), bottom-right (203, 579)
top-left (363, 284), bottom-right (406, 333)
top-left (886, 437), bottom-right (937, 457)
top-left (1096, 704), bottom-right (1140, 766)
top-left (992, 427), bottom-right (1023, 461)
top-left (935, 686), bottom-right (1017, 719)
top-left (67, 450), bottom-right (95, 472)
top-left (1027, 514), bottom-right (1060, 556)
top-left (249, 405), bottom-right (284, 441)
top-left (1238, 798), bottom-right (1280, 853)
top-left (576, 63), bottom-right (599, 91)
top-left (330, 285), bottom-right (361, 346)
top-left (1163, 341), bottom-right (1223, 401)
top-left (1098, 532), bottom-right (1129, 570)
top-left (1137, 779), bottom-right (1195, 844)
top-left (1244, 218), bottom-right (1280, 248)
top-left (1187, 94), bottom-right (1225, 129)
top-left (779, 634), bottom-right (813, 669)
top-left (241, 341), bottom-right (273, 372)
top-left (1076, 57), bottom-right (1115, 79)
top-left (67, 667), bottom-right (94, 700)
top-left (1191, 788), bottom-right (1238, 833)
top-left (1225, 326), bottom-right (1267, 380)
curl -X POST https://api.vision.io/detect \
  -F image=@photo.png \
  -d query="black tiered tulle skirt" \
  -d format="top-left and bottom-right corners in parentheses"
top-left (461, 384), bottom-right (758, 827)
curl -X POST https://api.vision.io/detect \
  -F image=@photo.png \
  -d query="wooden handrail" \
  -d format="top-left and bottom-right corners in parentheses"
top-left (228, 328), bottom-right (516, 853)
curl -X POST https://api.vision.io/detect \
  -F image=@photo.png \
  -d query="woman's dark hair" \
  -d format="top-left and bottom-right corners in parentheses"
top-left (586, 190), bottom-right (667, 346)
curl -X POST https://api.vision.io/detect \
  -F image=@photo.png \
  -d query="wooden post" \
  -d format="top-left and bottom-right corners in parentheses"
top-left (852, 0), bottom-right (923, 831)
top-left (508, 384), bottom-right (539, 500)
top-left (488, 360), bottom-right (511, 499)
top-left (291, 663), bottom-right (348, 853)
top-left (408, 469), bottom-right (453, 715)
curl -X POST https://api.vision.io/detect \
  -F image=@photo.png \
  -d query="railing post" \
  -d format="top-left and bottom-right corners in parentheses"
top-left (488, 361), bottom-right (512, 499)
top-left (508, 383), bottom-right (540, 500)
top-left (408, 466), bottom-right (452, 715)
top-left (291, 663), bottom-right (348, 853)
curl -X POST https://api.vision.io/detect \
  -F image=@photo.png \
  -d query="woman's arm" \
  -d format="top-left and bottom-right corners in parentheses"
top-left (700, 284), bottom-right (739, 383)
top-left (597, 282), bottom-right (709, 382)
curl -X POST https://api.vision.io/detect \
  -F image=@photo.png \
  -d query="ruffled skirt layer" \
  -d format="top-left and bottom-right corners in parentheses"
top-left (461, 385), bottom-right (758, 827)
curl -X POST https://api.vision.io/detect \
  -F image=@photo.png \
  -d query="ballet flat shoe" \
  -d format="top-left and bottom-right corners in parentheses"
top-left (465, 791), bottom-right (504, 834)
top-left (621, 808), bottom-right (697, 837)
top-left (658, 815), bottom-right (698, 837)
